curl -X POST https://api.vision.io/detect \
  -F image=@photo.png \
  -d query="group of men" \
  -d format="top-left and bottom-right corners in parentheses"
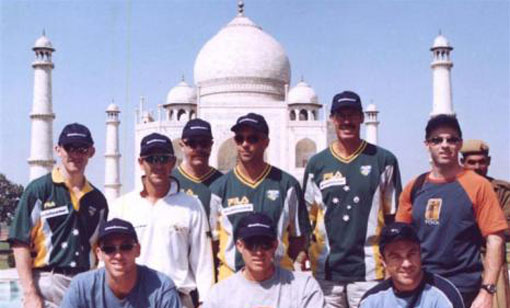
top-left (7, 89), bottom-right (510, 308)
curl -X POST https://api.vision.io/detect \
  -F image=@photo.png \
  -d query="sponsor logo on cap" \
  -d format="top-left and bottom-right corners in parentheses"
top-left (190, 125), bottom-right (208, 130)
top-left (105, 225), bottom-right (129, 231)
top-left (337, 98), bottom-right (357, 103)
top-left (247, 223), bottom-right (270, 229)
top-left (239, 118), bottom-right (259, 124)
top-left (147, 139), bottom-right (168, 144)
top-left (67, 133), bottom-right (87, 137)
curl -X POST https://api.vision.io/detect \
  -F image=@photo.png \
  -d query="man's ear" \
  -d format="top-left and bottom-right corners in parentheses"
top-left (487, 156), bottom-right (491, 166)
top-left (96, 246), bottom-right (104, 262)
top-left (88, 146), bottom-right (96, 158)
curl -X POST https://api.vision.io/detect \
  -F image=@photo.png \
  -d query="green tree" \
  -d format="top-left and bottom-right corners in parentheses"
top-left (0, 173), bottom-right (23, 225)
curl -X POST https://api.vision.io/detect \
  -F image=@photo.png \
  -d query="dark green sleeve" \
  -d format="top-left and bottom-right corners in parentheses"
top-left (8, 182), bottom-right (41, 244)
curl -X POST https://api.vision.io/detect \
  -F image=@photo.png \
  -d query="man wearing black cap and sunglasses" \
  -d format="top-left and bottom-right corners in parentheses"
top-left (209, 113), bottom-right (311, 282)
top-left (173, 118), bottom-right (223, 218)
top-left (8, 123), bottom-right (108, 308)
top-left (303, 91), bottom-right (402, 308)
top-left (109, 133), bottom-right (214, 308)
top-left (396, 115), bottom-right (508, 308)
top-left (61, 218), bottom-right (181, 307)
top-left (203, 213), bottom-right (324, 308)
top-left (360, 222), bottom-right (464, 308)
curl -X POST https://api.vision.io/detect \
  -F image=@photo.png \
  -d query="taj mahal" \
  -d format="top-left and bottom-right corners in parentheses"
top-left (26, 2), bottom-right (455, 203)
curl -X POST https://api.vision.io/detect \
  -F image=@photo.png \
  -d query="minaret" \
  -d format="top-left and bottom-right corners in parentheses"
top-left (430, 33), bottom-right (454, 116)
top-left (364, 103), bottom-right (379, 144)
top-left (29, 32), bottom-right (56, 180)
top-left (104, 103), bottom-right (121, 203)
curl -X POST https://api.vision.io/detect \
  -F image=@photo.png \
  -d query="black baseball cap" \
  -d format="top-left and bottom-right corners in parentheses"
top-left (182, 118), bottom-right (213, 139)
top-left (379, 222), bottom-right (420, 255)
top-left (140, 133), bottom-right (174, 156)
top-left (330, 91), bottom-right (363, 115)
top-left (231, 113), bottom-right (269, 135)
top-left (58, 123), bottom-right (94, 146)
top-left (98, 218), bottom-right (138, 244)
top-left (234, 213), bottom-right (277, 241)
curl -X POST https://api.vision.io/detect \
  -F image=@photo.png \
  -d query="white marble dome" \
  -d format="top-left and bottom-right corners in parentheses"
top-left (432, 34), bottom-right (450, 48)
top-left (34, 35), bottom-right (54, 50)
top-left (288, 81), bottom-right (319, 105)
top-left (366, 103), bottom-right (377, 112)
top-left (165, 80), bottom-right (196, 105)
top-left (193, 13), bottom-right (291, 99)
top-left (106, 103), bottom-right (120, 112)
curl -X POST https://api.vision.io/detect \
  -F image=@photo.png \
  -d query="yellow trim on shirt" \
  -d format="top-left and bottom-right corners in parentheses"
top-left (51, 167), bottom-right (93, 211)
top-left (330, 140), bottom-right (367, 163)
top-left (178, 165), bottom-right (216, 183)
top-left (234, 164), bottom-right (271, 189)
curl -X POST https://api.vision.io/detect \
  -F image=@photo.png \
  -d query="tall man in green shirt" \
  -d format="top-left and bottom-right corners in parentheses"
top-left (8, 123), bottom-right (108, 308)
top-left (303, 91), bottom-right (402, 308)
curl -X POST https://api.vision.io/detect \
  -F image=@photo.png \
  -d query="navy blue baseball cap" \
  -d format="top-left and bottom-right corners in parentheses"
top-left (58, 123), bottom-right (94, 146)
top-left (98, 218), bottom-right (138, 243)
top-left (379, 222), bottom-right (420, 255)
top-left (231, 113), bottom-right (269, 135)
top-left (234, 213), bottom-right (277, 241)
top-left (330, 91), bottom-right (363, 115)
top-left (140, 133), bottom-right (174, 156)
top-left (182, 118), bottom-right (213, 139)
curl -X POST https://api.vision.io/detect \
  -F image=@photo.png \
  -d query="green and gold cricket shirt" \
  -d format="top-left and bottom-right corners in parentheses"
top-left (172, 165), bottom-right (223, 218)
top-left (8, 168), bottom-right (108, 270)
top-left (303, 141), bottom-right (401, 282)
top-left (209, 164), bottom-right (311, 281)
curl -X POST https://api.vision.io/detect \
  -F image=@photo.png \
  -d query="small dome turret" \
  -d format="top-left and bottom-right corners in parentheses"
top-left (288, 80), bottom-right (319, 105)
top-left (165, 79), bottom-right (197, 105)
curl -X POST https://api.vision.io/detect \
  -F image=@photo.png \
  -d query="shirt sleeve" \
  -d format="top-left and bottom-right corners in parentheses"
top-left (381, 156), bottom-right (402, 216)
top-left (8, 183), bottom-right (41, 244)
top-left (60, 277), bottom-right (86, 308)
top-left (286, 182), bottom-right (311, 238)
top-left (302, 161), bottom-right (323, 225)
top-left (159, 283), bottom-right (183, 308)
top-left (395, 179), bottom-right (415, 223)
top-left (301, 275), bottom-right (326, 308)
top-left (189, 200), bottom-right (214, 301)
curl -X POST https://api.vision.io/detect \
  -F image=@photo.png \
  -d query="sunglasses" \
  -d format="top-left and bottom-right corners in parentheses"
top-left (234, 135), bottom-right (261, 145)
top-left (142, 154), bottom-right (174, 164)
top-left (243, 238), bottom-right (274, 251)
top-left (100, 243), bottom-right (135, 255)
top-left (427, 136), bottom-right (461, 145)
top-left (183, 139), bottom-right (212, 149)
top-left (63, 144), bottom-right (90, 154)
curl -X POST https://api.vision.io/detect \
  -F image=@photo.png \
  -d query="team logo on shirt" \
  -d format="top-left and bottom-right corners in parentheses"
top-left (320, 171), bottom-right (346, 190)
top-left (360, 165), bottom-right (372, 176)
top-left (266, 190), bottom-right (280, 201)
top-left (184, 188), bottom-right (196, 197)
top-left (425, 198), bottom-right (442, 225)
top-left (224, 196), bottom-right (254, 216)
top-left (88, 206), bottom-right (97, 216)
top-left (43, 201), bottom-right (56, 209)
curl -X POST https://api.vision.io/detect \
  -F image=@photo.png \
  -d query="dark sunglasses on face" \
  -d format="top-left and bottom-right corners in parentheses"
top-left (142, 154), bottom-right (174, 164)
top-left (183, 139), bottom-right (212, 149)
top-left (100, 243), bottom-right (135, 255)
top-left (427, 136), bottom-right (461, 145)
top-left (234, 134), bottom-right (261, 145)
top-left (243, 238), bottom-right (274, 251)
top-left (63, 144), bottom-right (90, 154)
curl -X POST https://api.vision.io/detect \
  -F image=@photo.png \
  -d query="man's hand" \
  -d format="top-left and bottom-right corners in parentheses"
top-left (470, 289), bottom-right (492, 308)
top-left (22, 291), bottom-right (43, 308)
top-left (293, 250), bottom-right (310, 271)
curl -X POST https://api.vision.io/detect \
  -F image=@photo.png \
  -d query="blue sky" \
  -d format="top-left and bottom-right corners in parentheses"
top-left (1, 0), bottom-right (509, 191)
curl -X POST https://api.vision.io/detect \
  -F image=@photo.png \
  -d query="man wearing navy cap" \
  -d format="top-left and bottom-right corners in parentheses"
top-left (173, 118), bottom-right (223, 218)
top-left (209, 113), bottom-right (312, 281)
top-left (303, 91), bottom-right (402, 307)
top-left (9, 123), bottom-right (108, 308)
top-left (203, 213), bottom-right (324, 308)
top-left (109, 133), bottom-right (213, 308)
top-left (360, 222), bottom-right (464, 308)
top-left (61, 218), bottom-right (181, 307)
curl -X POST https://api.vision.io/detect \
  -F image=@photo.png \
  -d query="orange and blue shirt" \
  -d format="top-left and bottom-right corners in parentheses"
top-left (396, 170), bottom-right (508, 293)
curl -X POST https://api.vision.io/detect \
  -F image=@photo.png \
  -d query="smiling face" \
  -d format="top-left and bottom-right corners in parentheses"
top-left (330, 107), bottom-right (364, 143)
top-left (138, 151), bottom-right (176, 187)
top-left (425, 127), bottom-right (462, 169)
top-left (97, 235), bottom-right (140, 280)
top-left (234, 126), bottom-right (268, 165)
top-left (56, 144), bottom-right (95, 176)
top-left (236, 236), bottom-right (277, 281)
top-left (179, 137), bottom-right (213, 169)
top-left (382, 239), bottom-right (423, 292)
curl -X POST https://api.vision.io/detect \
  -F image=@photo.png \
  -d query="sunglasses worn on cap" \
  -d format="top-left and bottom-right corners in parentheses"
top-left (427, 136), bottom-right (461, 145)
top-left (63, 144), bottom-right (90, 155)
top-left (234, 135), bottom-right (261, 145)
top-left (183, 139), bottom-right (212, 149)
top-left (243, 238), bottom-right (274, 251)
top-left (142, 154), bottom-right (174, 164)
top-left (100, 243), bottom-right (135, 255)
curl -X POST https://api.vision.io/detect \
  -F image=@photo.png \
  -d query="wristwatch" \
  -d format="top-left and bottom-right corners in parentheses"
top-left (481, 284), bottom-right (497, 294)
